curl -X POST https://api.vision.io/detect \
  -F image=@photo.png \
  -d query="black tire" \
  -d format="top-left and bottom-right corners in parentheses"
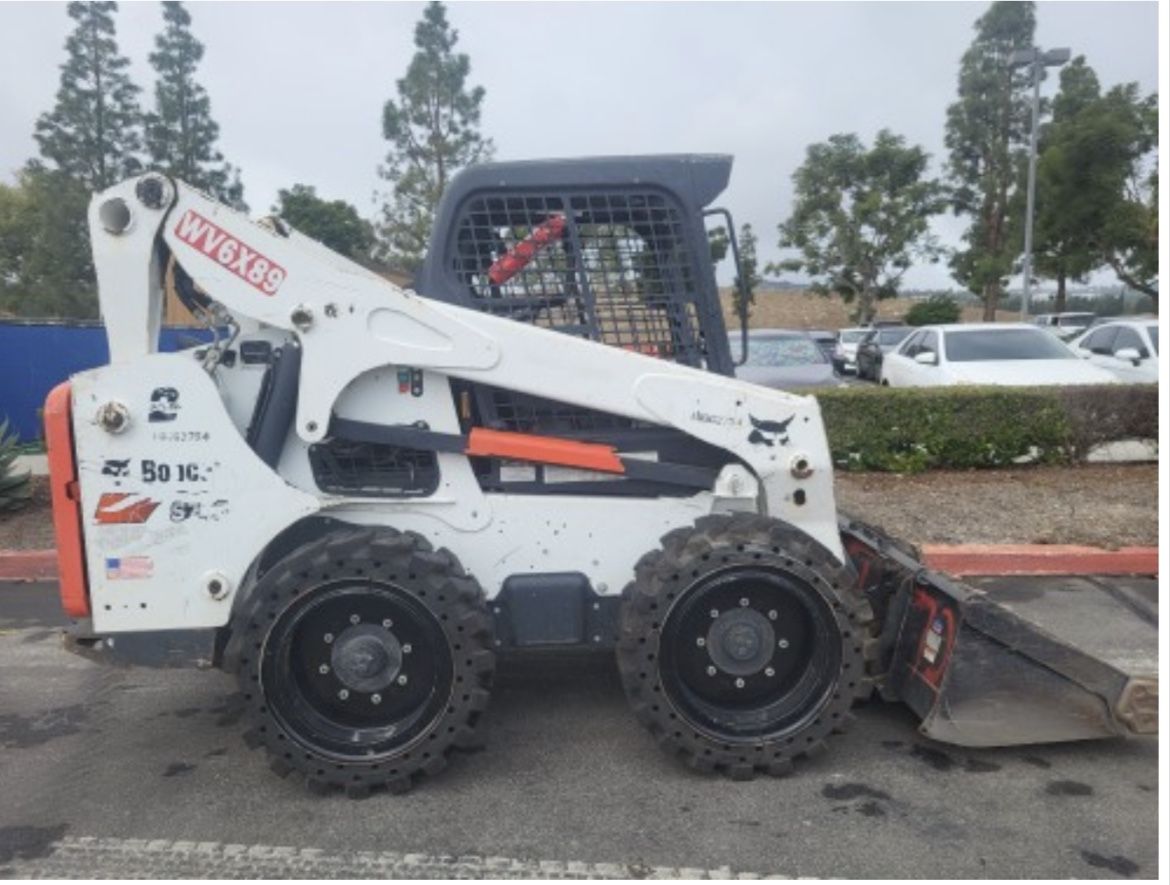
top-left (235, 527), bottom-right (494, 796)
top-left (616, 513), bottom-right (876, 779)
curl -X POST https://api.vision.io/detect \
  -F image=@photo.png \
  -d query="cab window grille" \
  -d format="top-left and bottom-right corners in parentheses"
top-left (309, 438), bottom-right (439, 498)
top-left (484, 386), bottom-right (642, 435)
top-left (451, 189), bottom-right (707, 365)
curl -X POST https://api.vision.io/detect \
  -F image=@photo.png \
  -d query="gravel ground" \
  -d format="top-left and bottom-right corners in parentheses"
top-left (0, 478), bottom-right (52, 550)
top-left (835, 463), bottom-right (1158, 548)
top-left (0, 464), bottom-right (1159, 551)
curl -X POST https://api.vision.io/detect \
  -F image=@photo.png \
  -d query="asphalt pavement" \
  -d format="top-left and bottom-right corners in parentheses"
top-left (0, 580), bottom-right (1158, 879)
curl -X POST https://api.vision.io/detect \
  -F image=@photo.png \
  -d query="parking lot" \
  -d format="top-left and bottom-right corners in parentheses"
top-left (0, 580), bottom-right (1157, 879)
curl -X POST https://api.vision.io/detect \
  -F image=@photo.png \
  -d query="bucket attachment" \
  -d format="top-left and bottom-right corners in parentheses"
top-left (842, 519), bottom-right (1157, 747)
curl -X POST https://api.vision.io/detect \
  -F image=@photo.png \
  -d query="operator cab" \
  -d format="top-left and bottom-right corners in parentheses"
top-left (417, 154), bottom-right (738, 375)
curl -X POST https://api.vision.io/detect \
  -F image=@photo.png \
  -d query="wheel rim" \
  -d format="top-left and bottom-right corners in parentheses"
top-left (261, 582), bottom-right (453, 762)
top-left (657, 566), bottom-right (841, 741)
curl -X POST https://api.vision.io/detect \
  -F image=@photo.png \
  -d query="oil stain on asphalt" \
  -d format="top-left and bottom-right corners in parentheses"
top-left (1080, 850), bottom-right (1138, 877)
top-left (823, 783), bottom-right (893, 818)
top-left (209, 695), bottom-right (245, 728)
top-left (908, 744), bottom-right (1000, 773)
top-left (822, 783), bottom-right (891, 802)
top-left (1046, 780), bottom-right (1094, 797)
top-left (0, 705), bottom-right (88, 750)
top-left (0, 824), bottom-right (67, 865)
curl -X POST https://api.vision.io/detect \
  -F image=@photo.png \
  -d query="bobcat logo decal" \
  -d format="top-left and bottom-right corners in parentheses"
top-left (747, 414), bottom-right (794, 447)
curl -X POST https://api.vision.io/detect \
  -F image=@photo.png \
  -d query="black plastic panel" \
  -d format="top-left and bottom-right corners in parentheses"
top-left (493, 573), bottom-right (620, 649)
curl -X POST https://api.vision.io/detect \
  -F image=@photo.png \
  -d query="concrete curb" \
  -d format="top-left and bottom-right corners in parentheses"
top-left (921, 544), bottom-right (1159, 577)
top-left (0, 545), bottom-right (1159, 582)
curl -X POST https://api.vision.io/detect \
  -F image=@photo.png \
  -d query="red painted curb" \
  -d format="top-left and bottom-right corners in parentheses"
top-left (922, 544), bottom-right (1159, 577)
top-left (0, 550), bottom-right (60, 581)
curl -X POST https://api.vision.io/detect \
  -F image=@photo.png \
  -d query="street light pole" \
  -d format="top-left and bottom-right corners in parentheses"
top-left (1011, 46), bottom-right (1070, 320)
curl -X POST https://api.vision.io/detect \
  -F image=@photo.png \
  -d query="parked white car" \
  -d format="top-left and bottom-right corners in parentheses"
top-left (832, 328), bottom-right (868, 374)
top-left (1033, 312), bottom-right (1097, 341)
top-left (1068, 319), bottom-right (1159, 383)
top-left (881, 323), bottom-right (1119, 387)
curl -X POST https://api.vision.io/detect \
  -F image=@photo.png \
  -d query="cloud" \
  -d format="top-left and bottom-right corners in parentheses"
top-left (0, 1), bottom-right (1158, 290)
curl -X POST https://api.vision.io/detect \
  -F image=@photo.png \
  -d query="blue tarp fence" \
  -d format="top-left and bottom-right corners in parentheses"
top-left (0, 320), bottom-right (213, 442)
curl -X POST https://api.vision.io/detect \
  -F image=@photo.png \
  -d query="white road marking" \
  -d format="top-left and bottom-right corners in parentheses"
top-left (5, 836), bottom-right (788, 879)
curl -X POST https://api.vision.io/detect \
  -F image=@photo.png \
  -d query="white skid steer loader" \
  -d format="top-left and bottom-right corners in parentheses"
top-left (44, 157), bottom-right (1156, 796)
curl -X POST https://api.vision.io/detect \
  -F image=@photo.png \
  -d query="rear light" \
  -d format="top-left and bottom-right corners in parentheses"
top-left (43, 382), bottom-right (90, 618)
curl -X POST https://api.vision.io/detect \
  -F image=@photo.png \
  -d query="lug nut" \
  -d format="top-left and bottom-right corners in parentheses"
top-left (709, 609), bottom-right (720, 619)
top-left (323, 633), bottom-right (334, 644)
top-left (382, 618), bottom-right (393, 629)
top-left (706, 665), bottom-right (717, 676)
top-left (402, 643), bottom-right (412, 654)
top-left (397, 674), bottom-right (408, 686)
top-left (349, 614), bottom-right (360, 625)
top-left (318, 664), bottom-right (330, 675)
top-left (765, 667), bottom-right (775, 677)
top-left (371, 693), bottom-right (382, 705)
top-left (768, 610), bottom-right (778, 620)
top-left (739, 597), bottom-right (750, 607)
top-left (778, 638), bottom-right (790, 649)
top-left (696, 637), bottom-right (706, 647)
top-left (338, 689), bottom-right (350, 700)
top-left (735, 677), bottom-right (746, 688)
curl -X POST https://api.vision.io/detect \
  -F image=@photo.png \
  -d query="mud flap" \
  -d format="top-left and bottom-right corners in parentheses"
top-left (842, 520), bottom-right (1158, 747)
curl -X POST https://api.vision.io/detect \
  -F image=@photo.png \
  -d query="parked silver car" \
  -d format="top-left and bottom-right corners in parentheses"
top-left (729, 329), bottom-right (839, 390)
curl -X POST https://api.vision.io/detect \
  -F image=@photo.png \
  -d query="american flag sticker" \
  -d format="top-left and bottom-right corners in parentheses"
top-left (105, 556), bottom-right (154, 580)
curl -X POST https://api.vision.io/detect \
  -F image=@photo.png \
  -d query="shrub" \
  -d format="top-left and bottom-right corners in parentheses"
top-left (1057, 384), bottom-right (1159, 460)
top-left (0, 417), bottom-right (32, 514)
top-left (814, 384), bottom-right (1157, 473)
top-left (904, 294), bottom-right (961, 326)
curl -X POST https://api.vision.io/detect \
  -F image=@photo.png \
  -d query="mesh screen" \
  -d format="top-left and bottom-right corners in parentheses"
top-left (309, 439), bottom-right (439, 498)
top-left (450, 189), bottom-right (707, 364)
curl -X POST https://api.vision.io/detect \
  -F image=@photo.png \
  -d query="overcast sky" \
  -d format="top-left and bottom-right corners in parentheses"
top-left (0, 1), bottom-right (1159, 290)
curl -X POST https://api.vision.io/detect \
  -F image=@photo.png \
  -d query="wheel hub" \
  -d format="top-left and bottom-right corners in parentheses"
top-left (331, 624), bottom-right (402, 693)
top-left (262, 582), bottom-right (452, 761)
top-left (707, 608), bottom-right (775, 676)
top-left (657, 564), bottom-right (841, 740)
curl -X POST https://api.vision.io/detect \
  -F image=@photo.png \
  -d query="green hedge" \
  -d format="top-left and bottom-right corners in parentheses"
top-left (814, 384), bottom-right (1158, 473)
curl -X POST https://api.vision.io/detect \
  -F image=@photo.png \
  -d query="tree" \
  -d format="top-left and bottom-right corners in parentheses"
top-left (707, 226), bottom-right (729, 264)
top-left (1033, 59), bottom-right (1159, 307)
top-left (34, 1), bottom-right (143, 191)
top-left (945, 1), bottom-right (1036, 319)
top-left (145, 1), bottom-right (245, 208)
top-left (0, 167), bottom-right (97, 319)
top-left (1094, 86), bottom-right (1158, 302)
top-left (377, 1), bottom-right (493, 271)
top-left (274, 185), bottom-right (375, 259)
top-left (905, 294), bottom-right (961, 326)
top-left (1032, 57), bottom-right (1103, 311)
top-left (771, 130), bottom-right (945, 324)
top-left (732, 223), bottom-right (760, 318)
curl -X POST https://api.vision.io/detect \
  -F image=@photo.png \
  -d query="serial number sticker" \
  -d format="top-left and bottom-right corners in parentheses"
top-left (174, 209), bottom-right (286, 296)
top-left (151, 431), bottom-right (211, 443)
